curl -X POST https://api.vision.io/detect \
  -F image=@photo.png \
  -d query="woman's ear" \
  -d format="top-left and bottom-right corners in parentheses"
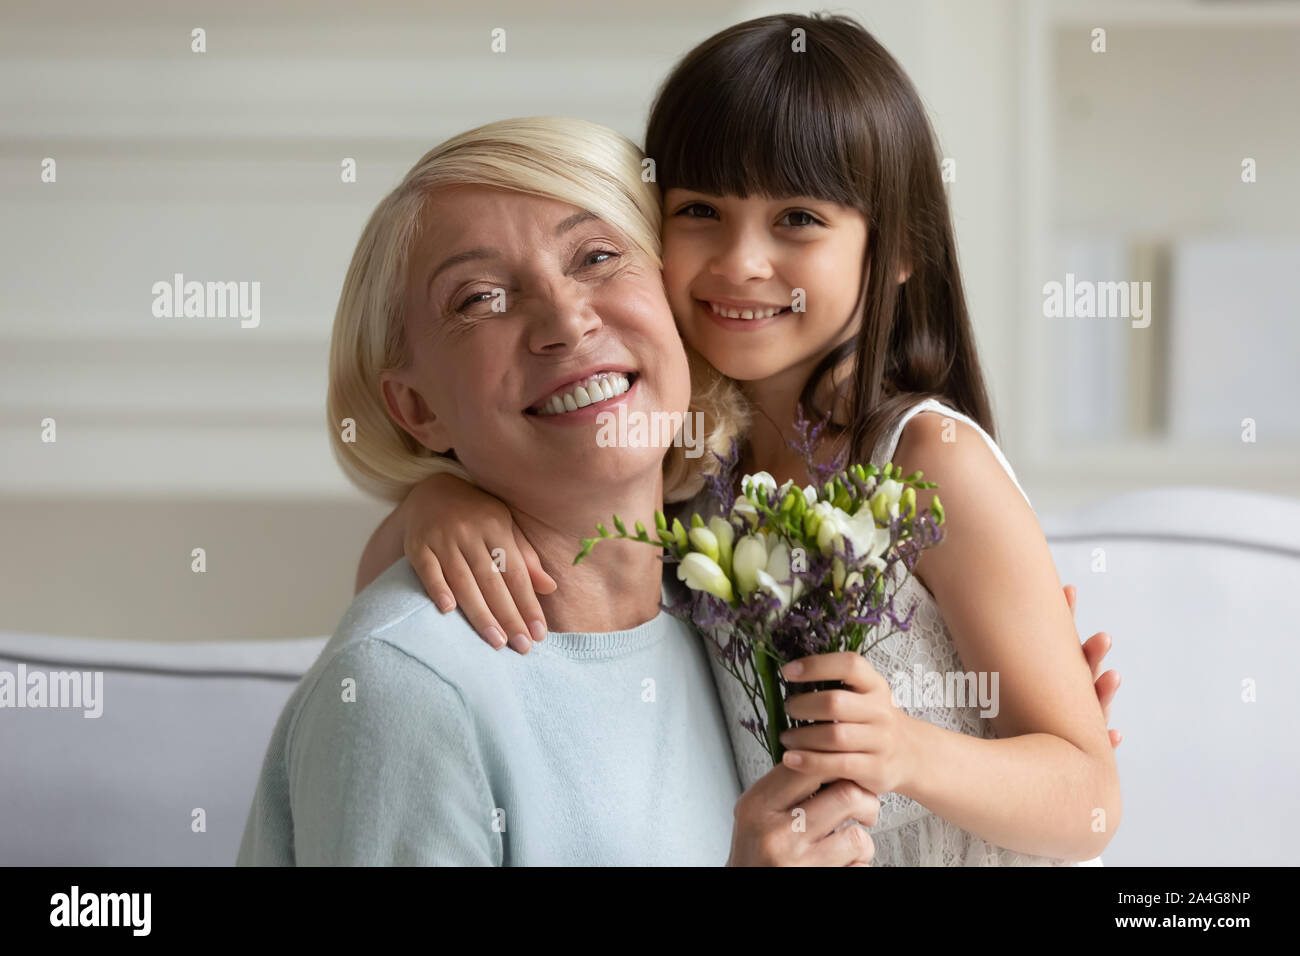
top-left (380, 370), bottom-right (453, 454)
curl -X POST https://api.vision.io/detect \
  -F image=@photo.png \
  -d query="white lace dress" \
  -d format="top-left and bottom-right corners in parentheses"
top-left (690, 398), bottom-right (1103, 866)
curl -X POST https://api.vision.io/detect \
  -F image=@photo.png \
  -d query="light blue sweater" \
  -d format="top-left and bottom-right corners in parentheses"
top-left (236, 559), bottom-right (742, 865)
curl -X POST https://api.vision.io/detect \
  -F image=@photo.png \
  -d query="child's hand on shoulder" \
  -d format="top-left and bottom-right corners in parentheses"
top-left (400, 473), bottom-right (556, 653)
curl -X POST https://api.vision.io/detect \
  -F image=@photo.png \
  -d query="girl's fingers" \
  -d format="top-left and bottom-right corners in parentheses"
top-left (1064, 584), bottom-right (1077, 616)
top-left (781, 749), bottom-right (874, 790)
top-left (441, 552), bottom-right (508, 650)
top-left (779, 721), bottom-right (874, 754)
top-left (495, 539), bottom-right (548, 643)
top-left (410, 548), bottom-right (455, 613)
top-left (784, 688), bottom-right (871, 723)
top-left (781, 651), bottom-right (878, 693)
top-left (1081, 631), bottom-right (1112, 681)
top-left (515, 525), bottom-right (557, 596)
top-left (466, 546), bottom-right (536, 654)
top-left (1095, 668), bottom-right (1121, 723)
top-left (1109, 729), bottom-right (1123, 749)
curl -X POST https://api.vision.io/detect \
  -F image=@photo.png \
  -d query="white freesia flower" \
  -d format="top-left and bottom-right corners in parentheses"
top-left (687, 525), bottom-right (720, 563)
top-left (869, 478), bottom-right (904, 523)
top-left (677, 552), bottom-right (733, 603)
top-left (731, 532), bottom-right (769, 597)
top-left (744, 472), bottom-right (778, 497)
top-left (752, 540), bottom-right (805, 616)
top-left (813, 501), bottom-right (891, 571)
top-left (730, 495), bottom-right (757, 527)
top-left (732, 472), bottom-right (778, 528)
top-left (707, 516), bottom-right (735, 574)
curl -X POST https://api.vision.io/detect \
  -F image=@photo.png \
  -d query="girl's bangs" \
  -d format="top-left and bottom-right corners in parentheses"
top-left (649, 46), bottom-right (866, 209)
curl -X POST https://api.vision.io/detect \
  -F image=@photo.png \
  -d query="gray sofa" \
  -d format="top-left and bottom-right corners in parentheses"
top-left (2, 487), bottom-right (1297, 865)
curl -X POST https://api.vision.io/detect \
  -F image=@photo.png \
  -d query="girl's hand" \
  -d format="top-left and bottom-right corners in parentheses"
top-left (777, 652), bottom-right (913, 797)
top-left (402, 473), bottom-right (556, 654)
top-left (728, 763), bottom-right (879, 866)
top-left (1063, 584), bottom-right (1123, 748)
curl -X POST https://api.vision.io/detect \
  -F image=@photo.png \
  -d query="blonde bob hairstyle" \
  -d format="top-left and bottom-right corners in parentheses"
top-left (327, 116), bottom-right (748, 504)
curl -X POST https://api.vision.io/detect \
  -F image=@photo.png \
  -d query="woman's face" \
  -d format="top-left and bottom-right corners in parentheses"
top-left (659, 189), bottom-right (869, 384)
top-left (382, 185), bottom-right (690, 507)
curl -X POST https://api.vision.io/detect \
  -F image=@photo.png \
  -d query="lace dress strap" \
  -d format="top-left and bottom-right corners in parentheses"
top-left (871, 398), bottom-right (1033, 511)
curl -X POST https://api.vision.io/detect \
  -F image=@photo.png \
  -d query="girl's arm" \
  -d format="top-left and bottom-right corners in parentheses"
top-left (895, 412), bottom-right (1120, 859)
top-left (779, 412), bottom-right (1121, 861)
top-left (354, 473), bottom-right (556, 654)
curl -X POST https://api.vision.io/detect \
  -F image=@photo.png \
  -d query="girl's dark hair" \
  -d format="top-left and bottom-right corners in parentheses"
top-left (644, 11), bottom-right (995, 464)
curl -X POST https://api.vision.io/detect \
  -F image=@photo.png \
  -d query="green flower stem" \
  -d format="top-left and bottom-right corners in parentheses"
top-left (754, 645), bottom-right (789, 765)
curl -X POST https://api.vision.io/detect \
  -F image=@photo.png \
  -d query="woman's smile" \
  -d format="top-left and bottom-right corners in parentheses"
top-left (526, 369), bottom-right (640, 421)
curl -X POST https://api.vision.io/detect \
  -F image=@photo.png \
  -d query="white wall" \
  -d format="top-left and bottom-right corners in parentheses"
top-left (2, 0), bottom-right (1296, 639)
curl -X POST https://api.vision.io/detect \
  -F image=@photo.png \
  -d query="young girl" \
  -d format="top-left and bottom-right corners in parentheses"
top-left (354, 13), bottom-right (1122, 865)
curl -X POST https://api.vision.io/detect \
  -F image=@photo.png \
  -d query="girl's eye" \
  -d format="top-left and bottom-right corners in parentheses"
top-left (676, 202), bottom-right (718, 220)
top-left (780, 210), bottom-right (823, 228)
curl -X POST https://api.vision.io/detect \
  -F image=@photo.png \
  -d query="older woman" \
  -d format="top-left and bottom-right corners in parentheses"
top-left (235, 118), bottom-right (880, 866)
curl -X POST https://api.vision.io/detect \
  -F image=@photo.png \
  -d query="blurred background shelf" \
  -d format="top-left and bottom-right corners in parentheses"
top-left (1018, 0), bottom-right (1300, 510)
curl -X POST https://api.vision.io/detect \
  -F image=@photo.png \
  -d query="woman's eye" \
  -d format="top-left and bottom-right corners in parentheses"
top-left (583, 248), bottom-right (620, 266)
top-left (676, 202), bottom-right (718, 219)
top-left (780, 210), bottom-right (822, 228)
top-left (457, 290), bottom-right (494, 311)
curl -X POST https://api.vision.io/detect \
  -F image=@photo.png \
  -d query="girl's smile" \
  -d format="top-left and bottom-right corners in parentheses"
top-left (660, 188), bottom-right (867, 384)
top-left (697, 296), bottom-right (792, 332)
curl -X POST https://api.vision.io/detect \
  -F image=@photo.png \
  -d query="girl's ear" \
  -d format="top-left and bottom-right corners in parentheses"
top-left (380, 370), bottom-right (453, 454)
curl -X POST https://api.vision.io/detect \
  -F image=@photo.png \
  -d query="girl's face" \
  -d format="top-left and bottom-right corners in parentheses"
top-left (660, 189), bottom-right (868, 384)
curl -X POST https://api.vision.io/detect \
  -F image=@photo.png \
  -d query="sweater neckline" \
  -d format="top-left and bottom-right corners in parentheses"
top-left (532, 580), bottom-right (680, 659)
top-left (537, 610), bottom-right (675, 659)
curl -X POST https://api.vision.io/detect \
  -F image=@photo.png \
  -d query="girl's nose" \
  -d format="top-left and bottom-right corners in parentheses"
top-left (709, 227), bottom-right (775, 285)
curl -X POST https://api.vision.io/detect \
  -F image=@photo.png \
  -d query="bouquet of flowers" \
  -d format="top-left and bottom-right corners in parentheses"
top-left (574, 411), bottom-right (947, 765)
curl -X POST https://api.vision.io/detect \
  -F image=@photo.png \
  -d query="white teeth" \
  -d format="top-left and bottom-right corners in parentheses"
top-left (709, 302), bottom-right (786, 320)
top-left (533, 372), bottom-right (633, 416)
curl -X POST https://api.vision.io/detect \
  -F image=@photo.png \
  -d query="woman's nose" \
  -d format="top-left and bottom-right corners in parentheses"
top-left (526, 287), bottom-right (603, 353)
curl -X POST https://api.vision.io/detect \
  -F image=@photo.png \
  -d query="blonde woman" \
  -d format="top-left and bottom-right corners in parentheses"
top-left (237, 118), bottom-right (886, 866)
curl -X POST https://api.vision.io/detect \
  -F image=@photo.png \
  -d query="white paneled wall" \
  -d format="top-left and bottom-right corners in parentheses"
top-left (0, 0), bottom-right (751, 497)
